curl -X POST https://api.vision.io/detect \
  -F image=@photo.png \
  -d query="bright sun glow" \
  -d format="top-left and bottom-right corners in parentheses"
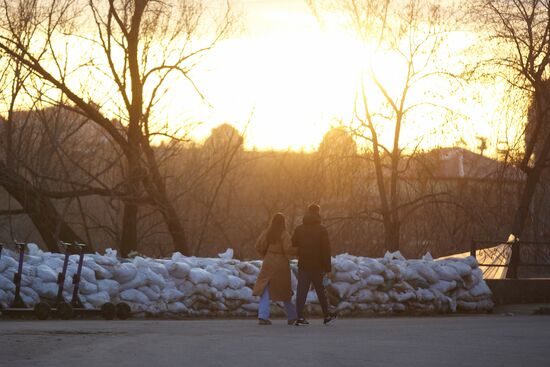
top-left (9, 0), bottom-right (523, 155)
top-left (156, 0), bottom-right (522, 155)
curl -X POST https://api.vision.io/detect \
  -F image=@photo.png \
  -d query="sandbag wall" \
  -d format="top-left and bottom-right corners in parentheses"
top-left (0, 244), bottom-right (494, 316)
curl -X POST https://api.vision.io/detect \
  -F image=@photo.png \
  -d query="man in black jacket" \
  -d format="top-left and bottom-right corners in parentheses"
top-left (292, 204), bottom-right (336, 325)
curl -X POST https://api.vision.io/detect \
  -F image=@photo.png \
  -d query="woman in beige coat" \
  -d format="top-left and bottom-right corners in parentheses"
top-left (252, 213), bottom-right (297, 325)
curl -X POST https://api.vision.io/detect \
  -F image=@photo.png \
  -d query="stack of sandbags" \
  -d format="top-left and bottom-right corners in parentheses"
top-left (323, 251), bottom-right (493, 315)
top-left (0, 244), bottom-right (494, 317)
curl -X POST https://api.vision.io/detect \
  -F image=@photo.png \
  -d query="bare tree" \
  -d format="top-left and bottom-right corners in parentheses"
top-left (0, 2), bottom-right (86, 251)
top-left (0, 0), bottom-right (234, 256)
top-left (309, 0), bottom-right (459, 252)
top-left (469, 0), bottom-right (550, 275)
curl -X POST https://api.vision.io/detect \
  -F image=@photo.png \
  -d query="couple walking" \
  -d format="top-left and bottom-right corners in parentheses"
top-left (252, 204), bottom-right (337, 326)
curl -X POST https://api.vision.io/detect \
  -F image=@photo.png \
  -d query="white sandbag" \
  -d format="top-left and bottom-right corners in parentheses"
top-left (390, 290), bottom-right (416, 303)
top-left (356, 265), bottom-right (372, 278)
top-left (0, 274), bottom-right (15, 291)
top-left (444, 261), bottom-right (472, 278)
top-left (415, 288), bottom-right (436, 302)
top-left (132, 256), bottom-right (151, 269)
top-left (237, 262), bottom-right (259, 275)
top-left (400, 266), bottom-right (424, 282)
top-left (171, 252), bottom-right (193, 265)
top-left (84, 258), bottom-right (113, 279)
top-left (162, 287), bottom-right (186, 303)
top-left (223, 287), bottom-right (253, 302)
top-left (167, 301), bottom-right (188, 313)
top-left (0, 288), bottom-right (10, 304)
top-left (330, 282), bottom-right (351, 298)
top-left (22, 265), bottom-right (37, 277)
top-left (66, 263), bottom-right (96, 284)
top-left (120, 289), bottom-right (151, 305)
top-left (168, 261), bottom-right (191, 279)
top-left (20, 294), bottom-right (35, 306)
top-left (456, 300), bottom-right (477, 311)
top-left (238, 272), bottom-right (257, 285)
top-left (421, 252), bottom-right (434, 261)
top-left (365, 274), bottom-right (385, 288)
top-left (347, 279), bottom-right (366, 297)
top-left (176, 280), bottom-right (195, 295)
top-left (21, 286), bottom-right (40, 304)
top-left (149, 261), bottom-right (170, 279)
top-left (113, 263), bottom-right (138, 283)
top-left (192, 283), bottom-right (217, 299)
top-left (433, 263), bottom-right (461, 282)
top-left (455, 288), bottom-right (474, 302)
top-left (465, 268), bottom-right (484, 289)
top-left (0, 255), bottom-right (18, 272)
top-left (241, 303), bottom-right (258, 312)
top-left (92, 250), bottom-right (119, 266)
top-left (189, 268), bottom-right (213, 285)
top-left (363, 259), bottom-right (386, 274)
top-left (353, 289), bottom-right (375, 303)
top-left (31, 278), bottom-right (58, 299)
top-left (20, 273), bottom-right (33, 287)
top-left (384, 251), bottom-right (406, 262)
top-left (373, 291), bottom-right (390, 304)
top-left (26, 243), bottom-right (42, 255)
top-left (145, 268), bottom-right (165, 288)
top-left (85, 291), bottom-right (111, 308)
top-left (333, 258), bottom-right (356, 272)
top-left (431, 280), bottom-right (457, 294)
top-left (462, 256), bottom-right (479, 269)
top-left (98, 279), bottom-right (120, 297)
top-left (139, 285), bottom-right (161, 301)
top-left (413, 263), bottom-right (439, 283)
top-left (211, 273), bottom-right (230, 291)
top-left (36, 264), bottom-right (58, 283)
top-left (469, 281), bottom-right (492, 298)
top-left (227, 275), bottom-right (246, 289)
top-left (218, 248), bottom-right (234, 260)
top-left (383, 268), bottom-right (396, 281)
top-left (119, 271), bottom-right (147, 291)
top-left (337, 301), bottom-right (353, 312)
top-left (146, 302), bottom-right (168, 314)
top-left (78, 278), bottom-right (99, 295)
top-left (393, 280), bottom-right (414, 292)
top-left (333, 271), bottom-right (360, 283)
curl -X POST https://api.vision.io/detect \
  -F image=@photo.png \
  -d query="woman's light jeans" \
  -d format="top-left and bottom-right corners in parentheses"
top-left (258, 284), bottom-right (297, 321)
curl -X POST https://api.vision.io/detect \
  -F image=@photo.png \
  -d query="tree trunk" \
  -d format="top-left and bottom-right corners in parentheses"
top-left (507, 126), bottom-right (550, 277)
top-left (0, 161), bottom-right (84, 252)
top-left (141, 139), bottom-right (190, 255)
top-left (120, 201), bottom-right (138, 257)
top-left (118, 0), bottom-right (147, 258)
top-left (383, 219), bottom-right (400, 253)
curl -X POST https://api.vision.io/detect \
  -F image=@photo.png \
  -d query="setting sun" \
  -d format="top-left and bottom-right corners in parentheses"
top-left (159, 0), bottom-right (523, 155)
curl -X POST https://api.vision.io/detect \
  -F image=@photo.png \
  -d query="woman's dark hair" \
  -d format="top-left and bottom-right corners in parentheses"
top-left (266, 213), bottom-right (285, 245)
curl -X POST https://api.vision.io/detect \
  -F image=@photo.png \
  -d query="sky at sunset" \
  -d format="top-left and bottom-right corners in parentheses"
top-left (145, 1), bottom-right (521, 153)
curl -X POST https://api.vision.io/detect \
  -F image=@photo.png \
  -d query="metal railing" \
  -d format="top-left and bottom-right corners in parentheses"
top-left (471, 239), bottom-right (550, 279)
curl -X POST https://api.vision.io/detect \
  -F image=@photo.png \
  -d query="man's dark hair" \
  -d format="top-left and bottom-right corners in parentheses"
top-left (308, 203), bottom-right (320, 214)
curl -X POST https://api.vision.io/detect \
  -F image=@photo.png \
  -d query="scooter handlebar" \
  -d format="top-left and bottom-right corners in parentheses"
top-left (57, 241), bottom-right (72, 252)
top-left (13, 241), bottom-right (26, 250)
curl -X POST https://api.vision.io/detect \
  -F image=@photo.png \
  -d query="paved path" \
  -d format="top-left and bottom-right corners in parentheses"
top-left (1, 315), bottom-right (549, 367)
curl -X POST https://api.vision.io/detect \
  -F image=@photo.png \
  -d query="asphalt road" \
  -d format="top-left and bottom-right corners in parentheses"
top-left (1, 315), bottom-right (549, 367)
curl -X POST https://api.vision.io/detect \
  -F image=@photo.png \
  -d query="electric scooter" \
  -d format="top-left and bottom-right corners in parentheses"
top-left (70, 243), bottom-right (131, 320)
top-left (47, 241), bottom-right (74, 319)
top-left (1, 242), bottom-right (51, 320)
